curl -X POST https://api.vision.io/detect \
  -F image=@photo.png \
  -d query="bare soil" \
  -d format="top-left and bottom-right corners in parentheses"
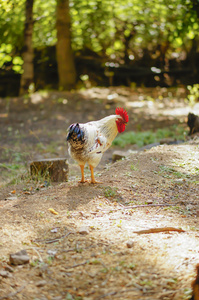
top-left (0, 87), bottom-right (199, 300)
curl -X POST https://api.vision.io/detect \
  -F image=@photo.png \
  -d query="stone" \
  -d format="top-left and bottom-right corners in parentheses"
top-left (126, 240), bottom-right (134, 248)
top-left (79, 226), bottom-right (89, 235)
top-left (30, 158), bottom-right (69, 182)
top-left (0, 270), bottom-right (11, 278)
top-left (5, 197), bottom-right (18, 201)
top-left (5, 265), bottom-right (14, 272)
top-left (146, 200), bottom-right (153, 205)
top-left (9, 249), bottom-right (30, 265)
top-left (112, 150), bottom-right (128, 162)
top-left (160, 138), bottom-right (177, 145)
top-left (47, 250), bottom-right (57, 256)
top-left (36, 280), bottom-right (47, 287)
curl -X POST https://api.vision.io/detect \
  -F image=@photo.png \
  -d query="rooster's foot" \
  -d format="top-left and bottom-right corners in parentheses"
top-left (78, 179), bottom-right (88, 184)
top-left (90, 180), bottom-right (102, 184)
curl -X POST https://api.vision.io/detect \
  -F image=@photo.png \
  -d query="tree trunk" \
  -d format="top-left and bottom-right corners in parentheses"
top-left (56, 0), bottom-right (76, 90)
top-left (19, 0), bottom-right (34, 96)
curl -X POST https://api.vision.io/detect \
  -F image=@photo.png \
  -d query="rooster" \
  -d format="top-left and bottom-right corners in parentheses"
top-left (66, 107), bottom-right (129, 183)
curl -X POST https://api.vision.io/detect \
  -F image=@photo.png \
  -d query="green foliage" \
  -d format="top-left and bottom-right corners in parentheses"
top-left (0, 43), bottom-right (24, 73)
top-left (113, 131), bottom-right (155, 148)
top-left (33, 0), bottom-right (56, 47)
top-left (187, 84), bottom-right (199, 106)
top-left (12, 56), bottom-right (24, 73)
top-left (1, 0), bottom-right (199, 74)
top-left (113, 125), bottom-right (186, 148)
top-left (70, 0), bottom-right (199, 61)
top-left (0, 0), bottom-right (25, 47)
top-left (0, 44), bottom-right (13, 68)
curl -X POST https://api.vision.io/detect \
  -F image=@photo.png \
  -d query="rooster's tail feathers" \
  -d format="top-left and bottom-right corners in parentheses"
top-left (66, 123), bottom-right (85, 142)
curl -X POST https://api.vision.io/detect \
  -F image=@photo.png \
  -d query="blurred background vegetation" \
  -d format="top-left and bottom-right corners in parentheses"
top-left (1, 0), bottom-right (199, 96)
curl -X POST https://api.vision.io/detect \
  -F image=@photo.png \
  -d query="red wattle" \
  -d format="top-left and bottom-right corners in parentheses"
top-left (116, 121), bottom-right (126, 133)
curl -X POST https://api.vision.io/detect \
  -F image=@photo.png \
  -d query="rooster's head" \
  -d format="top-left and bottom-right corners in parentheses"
top-left (115, 107), bottom-right (129, 133)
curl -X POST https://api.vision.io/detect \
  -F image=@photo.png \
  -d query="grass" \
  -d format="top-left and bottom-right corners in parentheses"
top-left (113, 125), bottom-right (186, 148)
top-left (0, 163), bottom-right (22, 171)
top-left (104, 186), bottom-right (118, 198)
top-left (158, 164), bottom-right (190, 179)
top-left (0, 162), bottom-right (26, 185)
top-left (130, 162), bottom-right (139, 171)
top-left (0, 133), bottom-right (61, 186)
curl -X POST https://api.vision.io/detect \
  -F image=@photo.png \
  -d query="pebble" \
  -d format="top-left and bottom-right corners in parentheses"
top-left (79, 226), bottom-right (89, 235)
top-left (5, 265), bottom-right (14, 272)
top-left (0, 270), bottom-right (11, 278)
top-left (147, 200), bottom-right (153, 204)
top-left (9, 249), bottom-right (30, 265)
top-left (126, 240), bottom-right (134, 248)
top-left (51, 228), bottom-right (58, 233)
top-left (5, 197), bottom-right (18, 201)
top-left (47, 250), bottom-right (57, 256)
top-left (112, 150), bottom-right (127, 162)
top-left (36, 280), bottom-right (47, 287)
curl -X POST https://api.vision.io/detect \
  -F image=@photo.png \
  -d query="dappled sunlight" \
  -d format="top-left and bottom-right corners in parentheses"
top-left (75, 199), bottom-right (199, 273)
top-left (169, 144), bottom-right (199, 176)
top-left (1, 138), bottom-right (198, 298)
top-left (0, 87), bottom-right (199, 298)
top-left (0, 222), bottom-right (37, 258)
top-left (1, 0), bottom-right (199, 297)
top-left (1, 183), bottom-right (198, 299)
top-left (162, 107), bottom-right (197, 117)
top-left (30, 92), bottom-right (48, 104)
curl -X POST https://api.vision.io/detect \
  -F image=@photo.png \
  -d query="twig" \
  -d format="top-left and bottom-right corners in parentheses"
top-left (62, 244), bottom-right (96, 254)
top-left (92, 204), bottom-right (176, 214)
top-left (45, 236), bottom-right (67, 244)
top-left (34, 231), bottom-right (73, 244)
top-left (0, 285), bottom-right (25, 300)
top-left (123, 203), bottom-right (176, 209)
top-left (62, 247), bottom-right (76, 253)
top-left (30, 247), bottom-right (43, 262)
top-left (96, 288), bottom-right (137, 300)
top-left (96, 291), bottom-right (117, 299)
top-left (133, 227), bottom-right (185, 234)
top-left (101, 269), bottom-right (113, 286)
top-left (65, 260), bottom-right (88, 269)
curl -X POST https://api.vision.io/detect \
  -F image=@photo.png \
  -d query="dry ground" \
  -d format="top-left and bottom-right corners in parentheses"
top-left (0, 87), bottom-right (199, 300)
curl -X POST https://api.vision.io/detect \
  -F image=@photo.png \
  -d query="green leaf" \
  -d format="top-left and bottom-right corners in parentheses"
top-left (13, 56), bottom-right (23, 65)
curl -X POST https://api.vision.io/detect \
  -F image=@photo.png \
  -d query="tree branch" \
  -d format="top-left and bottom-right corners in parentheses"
top-left (133, 227), bottom-right (185, 234)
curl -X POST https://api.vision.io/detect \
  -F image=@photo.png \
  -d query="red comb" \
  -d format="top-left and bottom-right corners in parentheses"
top-left (115, 107), bottom-right (129, 123)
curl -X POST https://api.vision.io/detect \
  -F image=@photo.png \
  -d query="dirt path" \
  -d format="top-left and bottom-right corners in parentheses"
top-left (0, 87), bottom-right (199, 299)
top-left (0, 138), bottom-right (199, 299)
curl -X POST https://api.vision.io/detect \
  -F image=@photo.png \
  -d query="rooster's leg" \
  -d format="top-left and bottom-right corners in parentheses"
top-left (79, 165), bottom-right (86, 183)
top-left (89, 165), bottom-right (100, 184)
top-left (89, 165), bottom-right (96, 184)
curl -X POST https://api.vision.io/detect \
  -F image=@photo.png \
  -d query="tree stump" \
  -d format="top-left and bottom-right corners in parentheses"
top-left (30, 158), bottom-right (69, 182)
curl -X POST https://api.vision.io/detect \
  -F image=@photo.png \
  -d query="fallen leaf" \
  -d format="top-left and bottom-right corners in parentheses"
top-left (23, 191), bottom-right (31, 195)
top-left (48, 208), bottom-right (59, 215)
top-left (11, 190), bottom-right (16, 194)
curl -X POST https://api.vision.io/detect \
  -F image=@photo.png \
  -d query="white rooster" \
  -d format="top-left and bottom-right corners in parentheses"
top-left (66, 107), bottom-right (129, 183)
